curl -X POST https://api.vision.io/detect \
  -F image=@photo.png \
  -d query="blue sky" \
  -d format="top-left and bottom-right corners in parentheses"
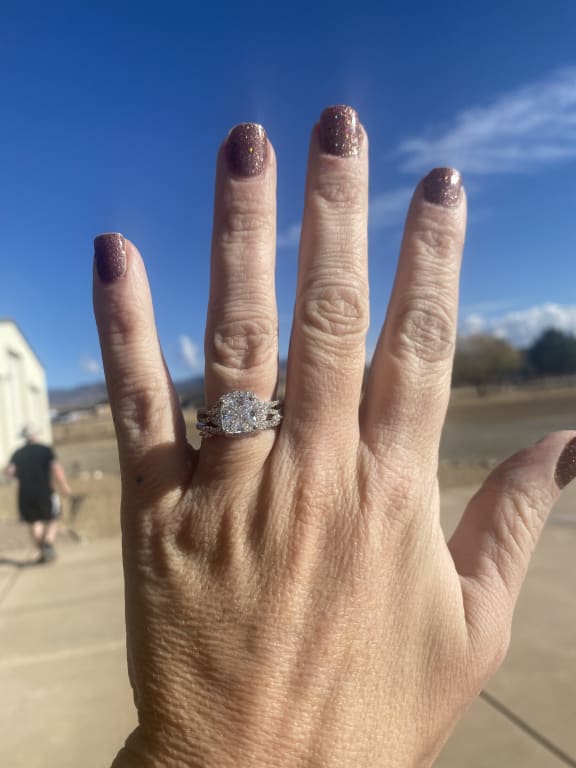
top-left (1, 0), bottom-right (576, 388)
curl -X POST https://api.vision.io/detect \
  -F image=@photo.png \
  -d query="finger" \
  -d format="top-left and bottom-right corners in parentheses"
top-left (93, 234), bottom-right (189, 486)
top-left (283, 106), bottom-right (369, 444)
top-left (449, 432), bottom-right (576, 658)
top-left (361, 169), bottom-right (466, 467)
top-left (201, 124), bottom-right (278, 461)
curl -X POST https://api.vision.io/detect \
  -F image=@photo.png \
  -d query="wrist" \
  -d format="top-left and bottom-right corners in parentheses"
top-left (112, 728), bottom-right (208, 768)
top-left (112, 727), bottom-right (322, 768)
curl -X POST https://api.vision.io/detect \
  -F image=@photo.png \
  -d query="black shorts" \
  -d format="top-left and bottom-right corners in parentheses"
top-left (19, 494), bottom-right (60, 524)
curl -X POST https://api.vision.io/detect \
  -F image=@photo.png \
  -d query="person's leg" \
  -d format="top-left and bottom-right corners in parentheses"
top-left (30, 519), bottom-right (59, 563)
top-left (29, 521), bottom-right (44, 546)
top-left (43, 519), bottom-right (59, 546)
top-left (40, 498), bottom-right (60, 562)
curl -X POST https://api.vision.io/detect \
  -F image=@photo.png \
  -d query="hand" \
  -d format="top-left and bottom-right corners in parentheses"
top-left (52, 462), bottom-right (72, 498)
top-left (93, 106), bottom-right (576, 768)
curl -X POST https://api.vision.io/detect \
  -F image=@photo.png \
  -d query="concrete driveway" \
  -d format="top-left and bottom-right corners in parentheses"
top-left (1, 483), bottom-right (574, 767)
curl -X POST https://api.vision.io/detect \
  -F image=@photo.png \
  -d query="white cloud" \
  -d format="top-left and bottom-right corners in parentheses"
top-left (460, 303), bottom-right (576, 347)
top-left (369, 186), bottom-right (412, 230)
top-left (179, 335), bottom-right (201, 371)
top-left (81, 357), bottom-right (101, 375)
top-left (398, 67), bottom-right (576, 174)
top-left (460, 314), bottom-right (487, 336)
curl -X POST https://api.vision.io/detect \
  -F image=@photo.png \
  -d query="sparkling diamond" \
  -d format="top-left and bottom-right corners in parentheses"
top-left (219, 391), bottom-right (260, 435)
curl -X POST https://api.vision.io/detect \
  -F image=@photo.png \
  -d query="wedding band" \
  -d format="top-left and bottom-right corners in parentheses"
top-left (196, 391), bottom-right (283, 438)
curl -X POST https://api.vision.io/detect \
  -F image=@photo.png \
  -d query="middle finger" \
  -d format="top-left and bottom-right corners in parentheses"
top-left (284, 106), bottom-right (369, 446)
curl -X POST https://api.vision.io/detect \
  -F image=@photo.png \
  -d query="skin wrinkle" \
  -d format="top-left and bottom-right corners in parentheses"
top-left (210, 259), bottom-right (271, 294)
top-left (216, 212), bottom-right (275, 245)
top-left (309, 179), bottom-right (367, 211)
top-left (210, 317), bottom-right (277, 371)
top-left (386, 301), bottom-right (456, 366)
top-left (112, 370), bottom-right (170, 424)
top-left (493, 486), bottom-right (548, 555)
top-left (299, 285), bottom-right (369, 339)
top-left (215, 179), bottom-right (275, 239)
top-left (217, 177), bottom-right (273, 210)
top-left (302, 231), bottom-right (367, 264)
top-left (210, 254), bottom-right (275, 282)
top-left (101, 295), bottom-right (151, 342)
top-left (96, 104), bottom-right (574, 766)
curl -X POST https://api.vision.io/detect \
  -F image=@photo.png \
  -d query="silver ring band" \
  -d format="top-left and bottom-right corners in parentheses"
top-left (196, 391), bottom-right (283, 439)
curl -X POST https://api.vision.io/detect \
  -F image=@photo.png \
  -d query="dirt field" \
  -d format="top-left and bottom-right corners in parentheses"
top-left (1, 384), bottom-right (575, 540)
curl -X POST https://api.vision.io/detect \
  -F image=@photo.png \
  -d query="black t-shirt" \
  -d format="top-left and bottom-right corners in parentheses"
top-left (10, 443), bottom-right (55, 500)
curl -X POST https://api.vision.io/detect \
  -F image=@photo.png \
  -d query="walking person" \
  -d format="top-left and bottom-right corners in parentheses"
top-left (4, 424), bottom-right (71, 563)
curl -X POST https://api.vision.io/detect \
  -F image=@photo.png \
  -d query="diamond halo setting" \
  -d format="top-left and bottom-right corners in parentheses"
top-left (196, 391), bottom-right (283, 439)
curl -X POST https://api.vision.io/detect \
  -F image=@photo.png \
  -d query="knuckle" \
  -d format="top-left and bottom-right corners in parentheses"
top-left (389, 298), bottom-right (455, 365)
top-left (479, 626), bottom-right (512, 678)
top-left (312, 173), bottom-right (365, 211)
top-left (300, 282), bottom-right (368, 345)
top-left (210, 315), bottom-right (276, 372)
top-left (490, 627), bottom-right (512, 671)
top-left (494, 485), bottom-right (546, 555)
top-left (113, 371), bottom-right (167, 438)
top-left (411, 214), bottom-right (463, 260)
top-left (104, 299), bottom-right (142, 344)
top-left (465, 601), bottom-right (512, 684)
top-left (219, 196), bottom-right (274, 245)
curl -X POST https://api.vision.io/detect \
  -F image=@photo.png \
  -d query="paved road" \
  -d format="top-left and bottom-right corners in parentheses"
top-left (0, 484), bottom-right (574, 767)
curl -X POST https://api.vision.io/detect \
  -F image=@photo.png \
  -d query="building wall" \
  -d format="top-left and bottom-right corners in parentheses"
top-left (0, 321), bottom-right (51, 467)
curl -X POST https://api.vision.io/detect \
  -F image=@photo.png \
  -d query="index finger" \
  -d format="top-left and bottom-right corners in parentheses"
top-left (93, 234), bottom-right (190, 490)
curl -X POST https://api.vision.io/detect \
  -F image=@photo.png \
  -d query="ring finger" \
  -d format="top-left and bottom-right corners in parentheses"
top-left (201, 123), bottom-right (278, 467)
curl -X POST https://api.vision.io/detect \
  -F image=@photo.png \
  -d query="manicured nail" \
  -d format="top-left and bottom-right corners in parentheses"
top-left (226, 123), bottom-right (267, 177)
top-left (94, 233), bottom-right (126, 283)
top-left (319, 105), bottom-right (361, 157)
top-left (555, 437), bottom-right (576, 489)
top-left (422, 167), bottom-right (462, 207)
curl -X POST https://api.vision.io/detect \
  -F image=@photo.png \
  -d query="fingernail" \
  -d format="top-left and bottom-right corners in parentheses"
top-left (94, 233), bottom-right (126, 283)
top-left (226, 123), bottom-right (267, 177)
top-left (422, 167), bottom-right (462, 207)
top-left (555, 437), bottom-right (576, 489)
top-left (319, 105), bottom-right (361, 157)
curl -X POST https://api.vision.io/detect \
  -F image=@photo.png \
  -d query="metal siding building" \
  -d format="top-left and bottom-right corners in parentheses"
top-left (0, 320), bottom-right (51, 467)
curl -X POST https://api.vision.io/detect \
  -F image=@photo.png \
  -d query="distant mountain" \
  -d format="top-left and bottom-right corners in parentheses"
top-left (49, 376), bottom-right (206, 412)
top-left (49, 382), bottom-right (109, 410)
top-left (49, 362), bottom-right (289, 412)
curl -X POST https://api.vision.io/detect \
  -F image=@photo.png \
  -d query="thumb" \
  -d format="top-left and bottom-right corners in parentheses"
top-left (449, 432), bottom-right (576, 659)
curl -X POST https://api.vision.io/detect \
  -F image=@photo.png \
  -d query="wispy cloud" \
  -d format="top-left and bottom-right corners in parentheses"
top-left (460, 298), bottom-right (526, 316)
top-left (369, 186), bottom-right (412, 230)
top-left (81, 357), bottom-right (101, 375)
top-left (461, 303), bottom-right (576, 347)
top-left (179, 334), bottom-right (202, 372)
top-left (398, 67), bottom-right (576, 174)
top-left (277, 223), bottom-right (301, 250)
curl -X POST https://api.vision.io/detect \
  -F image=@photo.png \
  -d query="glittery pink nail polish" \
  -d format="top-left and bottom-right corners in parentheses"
top-left (555, 437), bottom-right (576, 489)
top-left (319, 105), bottom-right (361, 157)
top-left (422, 168), bottom-right (462, 207)
top-left (94, 233), bottom-right (126, 283)
top-left (226, 123), bottom-right (267, 177)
